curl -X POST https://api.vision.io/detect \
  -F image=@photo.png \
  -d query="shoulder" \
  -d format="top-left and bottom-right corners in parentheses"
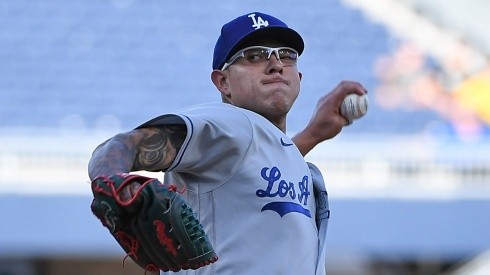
top-left (180, 103), bottom-right (254, 119)
top-left (136, 103), bottom-right (274, 141)
top-left (178, 103), bottom-right (268, 132)
top-left (135, 103), bottom-right (238, 129)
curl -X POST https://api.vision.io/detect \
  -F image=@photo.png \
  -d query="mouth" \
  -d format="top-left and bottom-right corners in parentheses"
top-left (263, 77), bottom-right (289, 86)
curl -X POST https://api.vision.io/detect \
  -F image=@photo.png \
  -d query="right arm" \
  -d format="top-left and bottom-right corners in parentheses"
top-left (88, 125), bottom-right (187, 181)
top-left (292, 81), bottom-right (367, 156)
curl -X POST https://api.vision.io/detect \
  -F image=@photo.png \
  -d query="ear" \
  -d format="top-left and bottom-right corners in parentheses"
top-left (211, 70), bottom-right (232, 100)
top-left (298, 71), bottom-right (303, 81)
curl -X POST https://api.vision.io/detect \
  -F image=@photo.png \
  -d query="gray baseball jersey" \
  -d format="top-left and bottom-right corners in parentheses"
top-left (139, 103), bottom-right (329, 275)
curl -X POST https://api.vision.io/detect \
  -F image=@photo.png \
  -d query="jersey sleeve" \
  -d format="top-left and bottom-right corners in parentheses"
top-left (137, 103), bottom-right (254, 182)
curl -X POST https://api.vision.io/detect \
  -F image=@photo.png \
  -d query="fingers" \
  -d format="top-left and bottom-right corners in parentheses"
top-left (327, 81), bottom-right (367, 113)
top-left (302, 80), bottom-right (368, 142)
top-left (319, 81), bottom-right (368, 127)
top-left (119, 181), bottom-right (142, 202)
top-left (334, 80), bottom-right (368, 98)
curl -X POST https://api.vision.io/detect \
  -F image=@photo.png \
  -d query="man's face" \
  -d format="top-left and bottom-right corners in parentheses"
top-left (217, 42), bottom-right (302, 125)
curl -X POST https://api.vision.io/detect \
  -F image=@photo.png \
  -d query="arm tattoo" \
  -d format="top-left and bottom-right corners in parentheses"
top-left (88, 125), bottom-right (187, 179)
top-left (133, 125), bottom-right (186, 171)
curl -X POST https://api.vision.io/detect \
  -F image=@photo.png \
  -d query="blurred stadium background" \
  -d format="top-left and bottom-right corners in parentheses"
top-left (1, 0), bottom-right (489, 274)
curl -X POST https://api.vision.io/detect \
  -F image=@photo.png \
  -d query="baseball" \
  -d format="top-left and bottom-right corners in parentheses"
top-left (340, 93), bottom-right (369, 122)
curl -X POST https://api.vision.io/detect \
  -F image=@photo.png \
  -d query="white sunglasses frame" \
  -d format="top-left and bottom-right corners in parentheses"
top-left (221, 46), bottom-right (299, 70)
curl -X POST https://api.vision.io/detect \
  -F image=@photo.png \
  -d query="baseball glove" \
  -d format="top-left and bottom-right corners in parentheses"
top-left (90, 173), bottom-right (218, 272)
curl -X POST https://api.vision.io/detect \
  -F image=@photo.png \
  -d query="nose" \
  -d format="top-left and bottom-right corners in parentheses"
top-left (266, 52), bottom-right (284, 74)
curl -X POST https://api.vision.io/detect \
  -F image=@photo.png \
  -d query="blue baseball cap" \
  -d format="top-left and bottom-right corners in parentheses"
top-left (212, 12), bottom-right (304, 70)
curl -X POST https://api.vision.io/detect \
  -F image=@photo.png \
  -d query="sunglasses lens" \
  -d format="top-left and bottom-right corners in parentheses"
top-left (278, 49), bottom-right (298, 65)
top-left (243, 48), bottom-right (269, 62)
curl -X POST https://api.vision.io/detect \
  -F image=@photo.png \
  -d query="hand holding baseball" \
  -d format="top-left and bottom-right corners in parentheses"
top-left (292, 81), bottom-right (367, 156)
top-left (340, 93), bottom-right (369, 125)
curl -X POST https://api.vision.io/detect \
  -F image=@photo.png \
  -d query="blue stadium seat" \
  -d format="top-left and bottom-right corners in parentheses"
top-left (0, 0), bottom-right (397, 133)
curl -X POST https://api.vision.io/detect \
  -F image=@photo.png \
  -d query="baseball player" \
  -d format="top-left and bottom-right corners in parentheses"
top-left (89, 12), bottom-right (367, 275)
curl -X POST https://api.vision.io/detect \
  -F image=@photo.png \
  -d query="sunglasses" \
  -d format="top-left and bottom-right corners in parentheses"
top-left (222, 46), bottom-right (299, 70)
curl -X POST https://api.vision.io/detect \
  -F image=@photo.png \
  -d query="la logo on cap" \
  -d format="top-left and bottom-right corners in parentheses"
top-left (248, 13), bottom-right (269, 30)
